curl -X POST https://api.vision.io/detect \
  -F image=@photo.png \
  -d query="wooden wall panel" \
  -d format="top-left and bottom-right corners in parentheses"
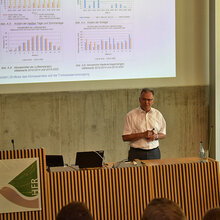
top-left (148, 159), bottom-right (220, 220)
top-left (46, 166), bottom-right (153, 220)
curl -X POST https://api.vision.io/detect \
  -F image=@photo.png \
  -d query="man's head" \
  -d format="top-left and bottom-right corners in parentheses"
top-left (141, 198), bottom-right (186, 220)
top-left (56, 201), bottom-right (93, 220)
top-left (203, 208), bottom-right (220, 220)
top-left (139, 88), bottom-right (154, 112)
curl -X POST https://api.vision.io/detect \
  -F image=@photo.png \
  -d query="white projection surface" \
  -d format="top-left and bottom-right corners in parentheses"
top-left (0, 0), bottom-right (175, 84)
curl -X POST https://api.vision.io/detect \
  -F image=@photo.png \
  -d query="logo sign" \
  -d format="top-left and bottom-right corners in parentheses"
top-left (0, 158), bottom-right (41, 213)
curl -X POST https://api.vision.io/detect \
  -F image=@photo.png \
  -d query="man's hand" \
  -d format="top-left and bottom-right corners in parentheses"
top-left (146, 129), bottom-right (157, 142)
top-left (143, 130), bottom-right (154, 138)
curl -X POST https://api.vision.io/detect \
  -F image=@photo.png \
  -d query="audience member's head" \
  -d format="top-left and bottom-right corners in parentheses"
top-left (203, 208), bottom-right (220, 220)
top-left (141, 198), bottom-right (186, 220)
top-left (56, 201), bottom-right (93, 220)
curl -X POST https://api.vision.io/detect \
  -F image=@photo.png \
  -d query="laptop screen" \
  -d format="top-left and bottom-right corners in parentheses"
top-left (75, 150), bottom-right (104, 168)
top-left (46, 155), bottom-right (64, 167)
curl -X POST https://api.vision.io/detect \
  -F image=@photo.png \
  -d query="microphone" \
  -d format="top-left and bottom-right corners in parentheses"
top-left (11, 139), bottom-right (15, 151)
top-left (153, 128), bottom-right (159, 140)
top-left (153, 127), bottom-right (158, 134)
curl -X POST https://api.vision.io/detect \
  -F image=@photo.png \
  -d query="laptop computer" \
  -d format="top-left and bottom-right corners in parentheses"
top-left (46, 155), bottom-right (64, 167)
top-left (75, 150), bottom-right (104, 168)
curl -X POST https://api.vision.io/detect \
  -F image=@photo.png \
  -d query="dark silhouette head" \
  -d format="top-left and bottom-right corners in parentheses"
top-left (56, 201), bottom-right (93, 220)
top-left (141, 198), bottom-right (186, 220)
top-left (203, 208), bottom-right (220, 220)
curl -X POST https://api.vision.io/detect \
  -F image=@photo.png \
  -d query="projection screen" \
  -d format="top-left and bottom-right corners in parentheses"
top-left (0, 0), bottom-right (175, 84)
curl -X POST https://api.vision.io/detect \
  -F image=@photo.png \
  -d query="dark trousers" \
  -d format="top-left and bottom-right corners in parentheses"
top-left (128, 146), bottom-right (161, 161)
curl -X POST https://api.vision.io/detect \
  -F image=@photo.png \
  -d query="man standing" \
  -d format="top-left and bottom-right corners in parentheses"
top-left (122, 88), bottom-right (166, 161)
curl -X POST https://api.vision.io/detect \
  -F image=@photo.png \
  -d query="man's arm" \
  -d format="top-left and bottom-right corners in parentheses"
top-left (146, 132), bottom-right (166, 142)
top-left (122, 130), bottom-right (154, 142)
top-left (157, 133), bottom-right (166, 140)
top-left (122, 131), bottom-right (166, 142)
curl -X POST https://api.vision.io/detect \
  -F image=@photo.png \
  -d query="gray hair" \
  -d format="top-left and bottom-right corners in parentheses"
top-left (140, 88), bottom-right (154, 96)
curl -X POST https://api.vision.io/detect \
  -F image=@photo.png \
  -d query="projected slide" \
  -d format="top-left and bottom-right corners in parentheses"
top-left (0, 0), bottom-right (176, 84)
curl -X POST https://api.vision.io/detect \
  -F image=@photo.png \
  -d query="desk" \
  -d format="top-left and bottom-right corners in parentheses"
top-left (47, 157), bottom-right (220, 220)
top-left (0, 149), bottom-right (219, 220)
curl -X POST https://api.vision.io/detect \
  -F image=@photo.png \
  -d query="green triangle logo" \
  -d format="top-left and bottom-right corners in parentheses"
top-left (9, 160), bottom-right (38, 197)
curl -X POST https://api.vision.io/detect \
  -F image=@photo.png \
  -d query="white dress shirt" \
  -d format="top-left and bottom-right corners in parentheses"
top-left (123, 107), bottom-right (166, 150)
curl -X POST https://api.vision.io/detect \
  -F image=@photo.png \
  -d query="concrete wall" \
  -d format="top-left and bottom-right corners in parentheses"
top-left (0, 86), bottom-right (209, 164)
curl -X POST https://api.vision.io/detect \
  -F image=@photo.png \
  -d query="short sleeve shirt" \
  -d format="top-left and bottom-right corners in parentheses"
top-left (123, 107), bottom-right (166, 150)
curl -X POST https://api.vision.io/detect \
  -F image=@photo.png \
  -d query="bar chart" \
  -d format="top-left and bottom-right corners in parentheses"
top-left (6, 32), bottom-right (61, 53)
top-left (78, 0), bottom-right (132, 10)
top-left (78, 31), bottom-right (132, 53)
top-left (5, 0), bottom-right (60, 9)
